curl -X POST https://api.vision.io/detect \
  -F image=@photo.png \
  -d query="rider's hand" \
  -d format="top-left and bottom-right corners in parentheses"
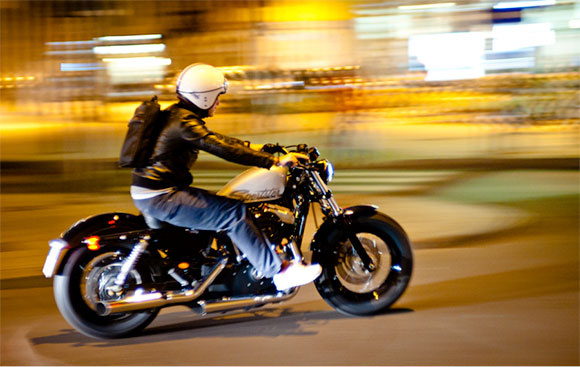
top-left (260, 143), bottom-right (278, 153)
top-left (276, 153), bottom-right (309, 168)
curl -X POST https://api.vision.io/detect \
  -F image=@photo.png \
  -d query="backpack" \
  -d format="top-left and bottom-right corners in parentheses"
top-left (119, 96), bottom-right (169, 168)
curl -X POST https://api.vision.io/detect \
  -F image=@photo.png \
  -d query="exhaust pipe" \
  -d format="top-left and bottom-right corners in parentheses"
top-left (96, 257), bottom-right (228, 316)
top-left (195, 288), bottom-right (299, 316)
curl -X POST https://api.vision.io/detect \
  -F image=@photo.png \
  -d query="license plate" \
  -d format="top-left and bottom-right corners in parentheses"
top-left (42, 239), bottom-right (70, 278)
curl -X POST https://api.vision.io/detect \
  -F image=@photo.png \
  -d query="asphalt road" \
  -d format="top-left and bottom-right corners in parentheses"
top-left (1, 170), bottom-right (578, 366)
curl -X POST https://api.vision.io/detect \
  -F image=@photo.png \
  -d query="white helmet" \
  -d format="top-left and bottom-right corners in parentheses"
top-left (176, 63), bottom-right (228, 109)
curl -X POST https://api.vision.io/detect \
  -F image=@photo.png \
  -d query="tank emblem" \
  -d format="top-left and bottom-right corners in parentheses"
top-left (229, 189), bottom-right (281, 201)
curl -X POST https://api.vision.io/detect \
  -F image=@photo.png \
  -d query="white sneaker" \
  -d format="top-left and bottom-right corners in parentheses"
top-left (273, 262), bottom-right (322, 291)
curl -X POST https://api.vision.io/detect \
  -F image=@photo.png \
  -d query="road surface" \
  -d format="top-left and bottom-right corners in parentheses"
top-left (1, 169), bottom-right (578, 365)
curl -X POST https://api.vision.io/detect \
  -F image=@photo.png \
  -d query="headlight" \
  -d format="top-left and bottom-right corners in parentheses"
top-left (325, 161), bottom-right (334, 183)
top-left (316, 159), bottom-right (334, 184)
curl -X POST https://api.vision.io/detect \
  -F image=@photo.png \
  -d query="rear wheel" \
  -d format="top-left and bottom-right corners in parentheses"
top-left (313, 213), bottom-right (413, 316)
top-left (54, 226), bottom-right (159, 339)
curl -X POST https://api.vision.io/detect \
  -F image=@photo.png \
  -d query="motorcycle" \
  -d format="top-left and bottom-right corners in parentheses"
top-left (42, 144), bottom-right (413, 339)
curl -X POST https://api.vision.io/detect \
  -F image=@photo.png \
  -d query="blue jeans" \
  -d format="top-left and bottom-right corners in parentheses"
top-left (133, 187), bottom-right (282, 278)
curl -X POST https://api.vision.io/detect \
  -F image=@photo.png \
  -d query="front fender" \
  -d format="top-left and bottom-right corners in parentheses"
top-left (309, 205), bottom-right (378, 255)
top-left (43, 212), bottom-right (147, 278)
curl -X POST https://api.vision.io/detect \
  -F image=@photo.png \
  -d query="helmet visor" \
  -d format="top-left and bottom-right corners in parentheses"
top-left (178, 79), bottom-right (228, 95)
top-left (218, 79), bottom-right (228, 96)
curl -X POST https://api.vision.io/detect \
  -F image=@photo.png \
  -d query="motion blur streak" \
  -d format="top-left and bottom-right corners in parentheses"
top-left (1, 0), bottom-right (577, 120)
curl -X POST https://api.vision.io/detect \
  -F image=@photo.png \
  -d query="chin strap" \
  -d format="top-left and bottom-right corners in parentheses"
top-left (176, 96), bottom-right (210, 118)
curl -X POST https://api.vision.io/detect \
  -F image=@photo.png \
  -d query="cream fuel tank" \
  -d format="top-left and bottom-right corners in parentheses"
top-left (217, 165), bottom-right (288, 203)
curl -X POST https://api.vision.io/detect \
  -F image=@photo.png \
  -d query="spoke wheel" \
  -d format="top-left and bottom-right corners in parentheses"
top-left (335, 233), bottom-right (391, 294)
top-left (53, 223), bottom-right (159, 339)
top-left (81, 252), bottom-right (143, 315)
top-left (313, 212), bottom-right (413, 316)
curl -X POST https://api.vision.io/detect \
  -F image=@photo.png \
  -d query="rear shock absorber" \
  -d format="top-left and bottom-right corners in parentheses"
top-left (113, 235), bottom-right (150, 290)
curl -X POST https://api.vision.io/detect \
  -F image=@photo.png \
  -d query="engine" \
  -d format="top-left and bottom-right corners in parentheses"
top-left (249, 203), bottom-right (295, 245)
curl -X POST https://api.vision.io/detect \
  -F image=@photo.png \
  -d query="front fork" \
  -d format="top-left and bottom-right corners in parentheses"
top-left (341, 215), bottom-right (376, 272)
top-left (311, 171), bottom-right (376, 272)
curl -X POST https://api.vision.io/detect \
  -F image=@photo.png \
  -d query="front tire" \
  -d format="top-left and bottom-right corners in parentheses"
top-left (313, 213), bottom-right (413, 316)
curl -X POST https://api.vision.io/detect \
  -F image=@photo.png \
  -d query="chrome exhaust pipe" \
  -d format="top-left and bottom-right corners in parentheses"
top-left (195, 288), bottom-right (299, 316)
top-left (96, 257), bottom-right (228, 316)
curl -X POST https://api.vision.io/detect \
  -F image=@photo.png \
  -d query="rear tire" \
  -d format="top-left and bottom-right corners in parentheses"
top-left (313, 213), bottom-right (413, 316)
top-left (54, 223), bottom-right (159, 339)
top-left (54, 246), bottom-right (159, 339)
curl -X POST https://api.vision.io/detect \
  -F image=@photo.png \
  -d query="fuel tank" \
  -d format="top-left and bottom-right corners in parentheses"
top-left (216, 165), bottom-right (288, 203)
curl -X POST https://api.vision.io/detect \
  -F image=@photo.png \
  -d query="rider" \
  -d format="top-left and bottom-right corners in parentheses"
top-left (130, 63), bottom-right (322, 291)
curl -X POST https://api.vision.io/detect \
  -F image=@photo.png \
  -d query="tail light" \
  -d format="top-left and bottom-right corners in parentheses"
top-left (83, 236), bottom-right (101, 251)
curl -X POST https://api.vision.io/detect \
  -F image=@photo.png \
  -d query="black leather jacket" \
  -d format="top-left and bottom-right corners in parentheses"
top-left (132, 102), bottom-right (276, 190)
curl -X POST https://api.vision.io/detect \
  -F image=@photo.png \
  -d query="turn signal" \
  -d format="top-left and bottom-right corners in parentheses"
top-left (84, 236), bottom-right (101, 251)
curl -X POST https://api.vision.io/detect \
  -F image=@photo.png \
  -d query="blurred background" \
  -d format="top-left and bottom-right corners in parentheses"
top-left (1, 0), bottom-right (579, 168)
top-left (1, 0), bottom-right (578, 202)
top-left (1, 1), bottom-right (579, 365)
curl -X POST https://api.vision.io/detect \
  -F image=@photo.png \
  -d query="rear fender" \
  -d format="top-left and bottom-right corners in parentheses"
top-left (45, 213), bottom-right (147, 277)
top-left (61, 212), bottom-right (147, 243)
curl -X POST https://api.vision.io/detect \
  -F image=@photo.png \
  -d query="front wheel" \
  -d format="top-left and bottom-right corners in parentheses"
top-left (312, 213), bottom-right (413, 316)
